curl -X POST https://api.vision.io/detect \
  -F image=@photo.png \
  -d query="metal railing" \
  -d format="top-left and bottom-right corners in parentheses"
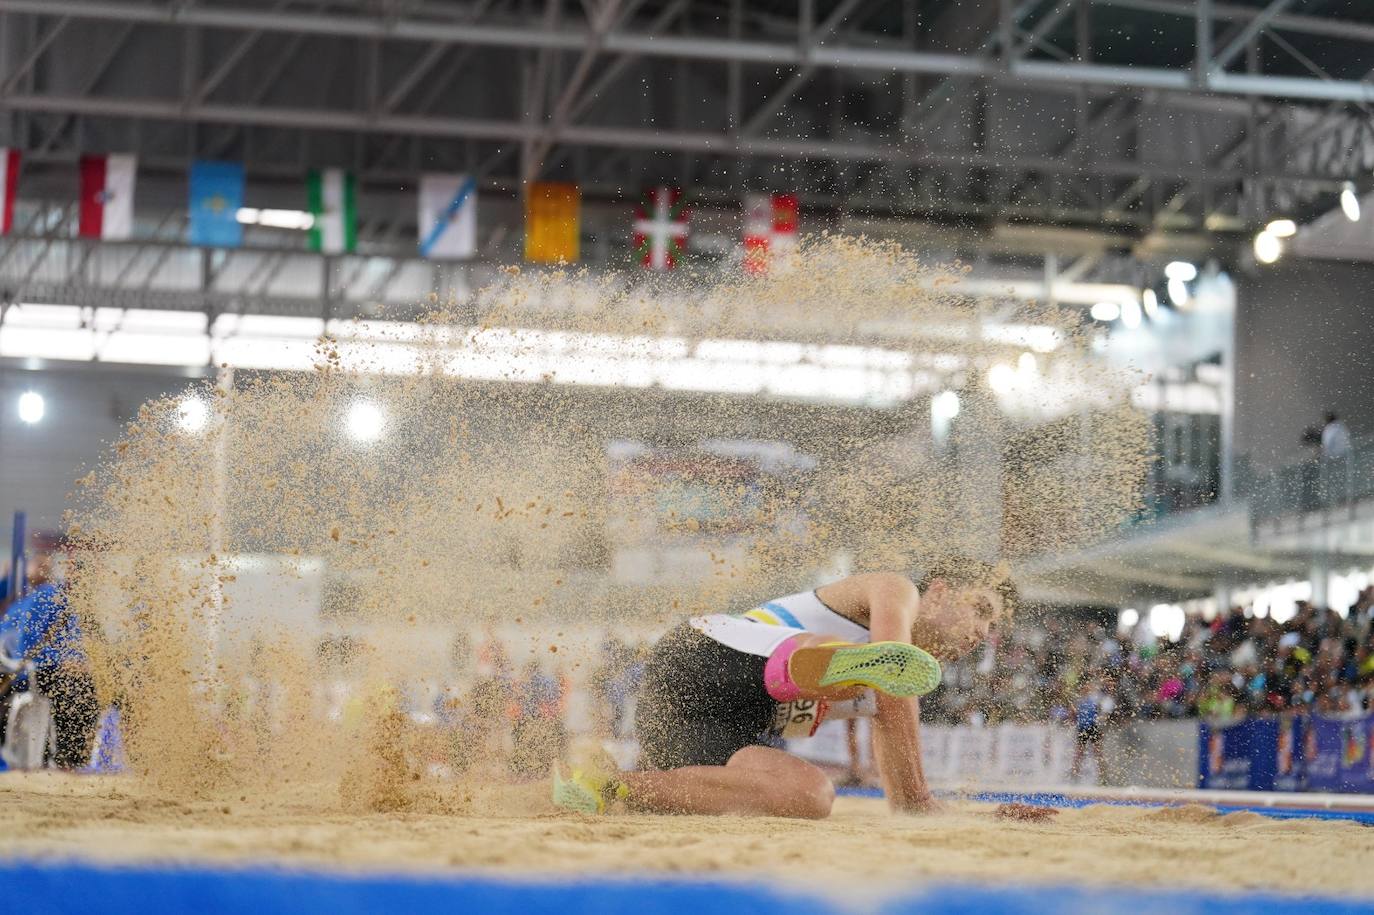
top-left (1250, 435), bottom-right (1374, 528)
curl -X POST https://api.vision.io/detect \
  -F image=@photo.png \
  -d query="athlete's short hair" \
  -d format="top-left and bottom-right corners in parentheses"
top-left (918, 556), bottom-right (1019, 622)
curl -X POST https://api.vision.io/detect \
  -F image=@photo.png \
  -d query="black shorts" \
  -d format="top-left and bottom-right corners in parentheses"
top-left (635, 623), bottom-right (777, 769)
top-left (1075, 725), bottom-right (1104, 744)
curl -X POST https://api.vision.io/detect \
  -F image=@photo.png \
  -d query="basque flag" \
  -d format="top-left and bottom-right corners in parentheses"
top-left (0, 148), bottom-right (19, 235)
top-left (189, 160), bottom-right (245, 248)
top-left (633, 186), bottom-right (688, 270)
top-left (79, 154), bottom-right (137, 240)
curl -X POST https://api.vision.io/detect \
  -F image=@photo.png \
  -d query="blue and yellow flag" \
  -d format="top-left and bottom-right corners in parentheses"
top-left (189, 160), bottom-right (244, 248)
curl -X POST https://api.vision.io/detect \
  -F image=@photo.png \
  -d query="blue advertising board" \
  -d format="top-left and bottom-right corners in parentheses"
top-left (1272, 714), bottom-right (1304, 792)
top-left (1304, 715), bottom-right (1374, 793)
top-left (1198, 717), bottom-right (1278, 790)
top-left (1200, 713), bottom-right (1374, 794)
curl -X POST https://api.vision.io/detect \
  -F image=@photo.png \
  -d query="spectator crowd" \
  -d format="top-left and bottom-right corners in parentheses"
top-left (926, 586), bottom-right (1374, 729)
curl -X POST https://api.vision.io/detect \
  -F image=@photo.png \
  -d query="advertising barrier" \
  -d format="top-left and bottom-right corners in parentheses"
top-left (786, 713), bottom-right (1374, 794)
top-left (792, 719), bottom-right (1198, 789)
top-left (1199, 714), bottom-right (1374, 793)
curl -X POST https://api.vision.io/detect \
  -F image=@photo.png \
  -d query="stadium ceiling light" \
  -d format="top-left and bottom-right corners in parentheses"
top-left (176, 396), bottom-right (209, 433)
top-left (1148, 603), bottom-right (1185, 641)
top-left (346, 400), bottom-right (385, 442)
top-left (1119, 298), bottom-right (1142, 330)
top-left (1089, 301), bottom-right (1120, 322)
top-left (986, 363), bottom-right (1016, 394)
top-left (1167, 277), bottom-right (1190, 308)
top-left (1119, 608), bottom-right (1139, 629)
top-left (930, 390), bottom-right (960, 421)
top-left (1017, 351), bottom-right (1037, 374)
top-left (1141, 288), bottom-right (1160, 319)
top-left (236, 207), bottom-right (316, 230)
top-left (1341, 182), bottom-right (1361, 222)
top-left (1265, 218), bottom-right (1298, 238)
top-left (1253, 230), bottom-right (1282, 265)
top-left (1163, 261), bottom-right (1197, 282)
top-left (17, 390), bottom-right (44, 424)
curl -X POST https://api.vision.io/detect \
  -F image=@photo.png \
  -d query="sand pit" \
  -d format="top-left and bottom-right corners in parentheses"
top-left (3, 773), bottom-right (1373, 897)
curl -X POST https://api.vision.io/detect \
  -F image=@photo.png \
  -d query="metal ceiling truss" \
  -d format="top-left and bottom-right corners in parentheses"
top-left (0, 199), bottom-right (1148, 323)
top-left (0, 0), bottom-right (1371, 236)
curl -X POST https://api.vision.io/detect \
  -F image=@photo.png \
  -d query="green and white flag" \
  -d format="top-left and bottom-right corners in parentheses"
top-left (307, 168), bottom-right (356, 254)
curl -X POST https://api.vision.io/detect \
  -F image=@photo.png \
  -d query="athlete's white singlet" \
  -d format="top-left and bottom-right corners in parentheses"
top-left (689, 590), bottom-right (869, 657)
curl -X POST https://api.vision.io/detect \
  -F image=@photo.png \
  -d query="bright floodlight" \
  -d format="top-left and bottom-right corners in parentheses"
top-left (1167, 277), bottom-right (1190, 307)
top-left (1119, 608), bottom-right (1140, 629)
top-left (1148, 603), bottom-right (1185, 641)
top-left (176, 397), bottom-right (209, 433)
top-left (17, 391), bottom-right (44, 425)
top-left (1017, 351), bottom-right (1037, 374)
top-left (1342, 182), bottom-right (1361, 222)
top-left (1265, 218), bottom-right (1297, 238)
top-left (347, 400), bottom-right (385, 442)
top-left (1120, 298), bottom-right (1142, 329)
top-left (1164, 261), bottom-right (1197, 282)
top-left (986, 364), bottom-right (1016, 394)
top-left (1141, 288), bottom-right (1159, 318)
top-left (931, 390), bottom-right (960, 421)
top-left (1090, 301), bottom-right (1120, 322)
top-left (1253, 230), bottom-right (1282, 265)
top-left (236, 207), bottom-right (315, 230)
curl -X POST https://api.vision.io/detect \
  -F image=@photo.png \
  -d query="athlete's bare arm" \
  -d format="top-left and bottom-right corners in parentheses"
top-left (813, 572), bottom-right (919, 633)
top-left (815, 572), bottom-right (937, 813)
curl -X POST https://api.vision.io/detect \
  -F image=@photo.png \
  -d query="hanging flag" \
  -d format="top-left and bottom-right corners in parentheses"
top-left (79, 153), bottom-right (137, 241)
top-left (743, 193), bottom-right (799, 274)
top-left (418, 173), bottom-right (477, 259)
top-left (307, 168), bottom-right (356, 255)
top-left (634, 186), bottom-right (689, 270)
top-left (188, 160), bottom-right (245, 248)
top-left (525, 182), bottom-right (580, 264)
top-left (0, 148), bottom-right (20, 235)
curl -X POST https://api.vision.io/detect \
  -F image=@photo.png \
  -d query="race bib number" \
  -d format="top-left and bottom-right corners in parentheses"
top-left (824, 690), bottom-right (877, 721)
top-left (772, 698), bottom-right (829, 739)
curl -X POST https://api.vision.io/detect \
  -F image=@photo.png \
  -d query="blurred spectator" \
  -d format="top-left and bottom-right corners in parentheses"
top-left (508, 659), bottom-right (567, 778)
top-left (1068, 675), bottom-right (1114, 783)
top-left (1322, 412), bottom-right (1352, 460)
top-left (0, 535), bottom-right (98, 769)
top-left (589, 637), bottom-right (644, 739)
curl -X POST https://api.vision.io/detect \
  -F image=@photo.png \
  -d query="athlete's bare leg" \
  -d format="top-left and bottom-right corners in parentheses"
top-left (619, 745), bottom-right (836, 818)
top-left (559, 633), bottom-right (900, 818)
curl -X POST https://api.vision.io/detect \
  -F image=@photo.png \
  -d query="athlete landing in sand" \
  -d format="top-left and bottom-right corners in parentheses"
top-left (554, 558), bottom-right (1015, 819)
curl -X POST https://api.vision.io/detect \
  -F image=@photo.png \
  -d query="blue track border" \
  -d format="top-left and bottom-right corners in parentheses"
top-left (2, 861), bottom-right (1372, 915)
top-left (835, 786), bottom-right (1374, 825)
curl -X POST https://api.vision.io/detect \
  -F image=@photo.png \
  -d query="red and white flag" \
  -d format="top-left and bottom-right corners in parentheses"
top-left (79, 153), bottom-right (137, 240)
top-left (743, 193), bottom-right (799, 274)
top-left (633, 186), bottom-right (689, 270)
top-left (0, 148), bottom-right (19, 235)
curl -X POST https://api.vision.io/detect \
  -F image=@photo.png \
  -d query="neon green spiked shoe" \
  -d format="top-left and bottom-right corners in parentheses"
top-left (791, 641), bottom-right (942, 698)
top-left (552, 762), bottom-right (627, 815)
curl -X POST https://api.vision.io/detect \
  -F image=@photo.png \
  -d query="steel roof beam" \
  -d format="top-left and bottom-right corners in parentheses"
top-left (4, 0), bottom-right (1374, 103)
top-left (4, 91), bottom-right (1357, 188)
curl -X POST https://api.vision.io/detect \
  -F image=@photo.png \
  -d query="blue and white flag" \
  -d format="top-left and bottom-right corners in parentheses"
top-left (418, 173), bottom-right (477, 259)
top-left (189, 160), bottom-right (244, 248)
